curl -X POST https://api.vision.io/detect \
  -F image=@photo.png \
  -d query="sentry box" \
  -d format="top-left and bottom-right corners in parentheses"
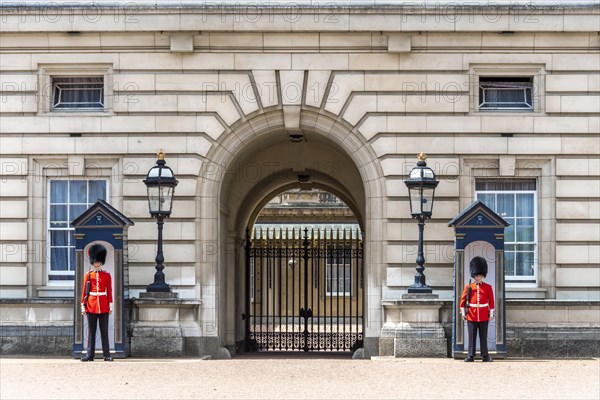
top-left (448, 200), bottom-right (509, 359)
top-left (71, 200), bottom-right (134, 359)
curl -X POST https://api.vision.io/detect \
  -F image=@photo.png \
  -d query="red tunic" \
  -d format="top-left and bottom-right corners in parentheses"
top-left (460, 281), bottom-right (495, 322)
top-left (81, 269), bottom-right (113, 314)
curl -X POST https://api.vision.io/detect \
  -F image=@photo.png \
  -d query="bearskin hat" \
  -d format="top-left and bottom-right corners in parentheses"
top-left (469, 256), bottom-right (488, 278)
top-left (89, 243), bottom-right (107, 265)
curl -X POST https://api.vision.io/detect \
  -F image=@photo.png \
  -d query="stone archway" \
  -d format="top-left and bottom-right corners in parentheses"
top-left (197, 109), bottom-right (385, 357)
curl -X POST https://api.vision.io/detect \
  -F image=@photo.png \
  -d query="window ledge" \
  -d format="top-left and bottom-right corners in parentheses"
top-left (478, 110), bottom-right (534, 113)
top-left (506, 287), bottom-right (547, 299)
top-left (37, 286), bottom-right (74, 299)
top-left (39, 111), bottom-right (114, 117)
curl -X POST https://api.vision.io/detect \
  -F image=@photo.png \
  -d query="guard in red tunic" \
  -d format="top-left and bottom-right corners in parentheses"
top-left (460, 256), bottom-right (495, 362)
top-left (80, 244), bottom-right (113, 362)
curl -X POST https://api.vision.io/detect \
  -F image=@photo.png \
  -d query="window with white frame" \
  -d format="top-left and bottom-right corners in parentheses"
top-left (326, 250), bottom-right (352, 296)
top-left (48, 179), bottom-right (107, 282)
top-left (476, 179), bottom-right (537, 283)
top-left (51, 76), bottom-right (104, 111)
top-left (479, 77), bottom-right (533, 111)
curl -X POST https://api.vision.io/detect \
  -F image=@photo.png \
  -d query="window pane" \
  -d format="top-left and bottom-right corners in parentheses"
top-left (516, 193), bottom-right (534, 217)
top-left (51, 247), bottom-right (68, 271)
top-left (50, 205), bottom-right (68, 225)
top-left (50, 181), bottom-right (68, 203)
top-left (70, 205), bottom-right (87, 221)
top-left (476, 179), bottom-right (536, 191)
top-left (344, 266), bottom-right (352, 293)
top-left (504, 218), bottom-right (515, 242)
top-left (516, 251), bottom-right (534, 276)
top-left (516, 218), bottom-right (535, 242)
top-left (479, 77), bottom-right (533, 111)
top-left (50, 230), bottom-right (68, 246)
top-left (496, 194), bottom-right (514, 218)
top-left (477, 193), bottom-right (495, 210)
top-left (89, 180), bottom-right (106, 203)
top-left (52, 77), bottom-right (104, 110)
top-left (525, 88), bottom-right (532, 106)
top-left (69, 181), bottom-right (87, 203)
top-left (516, 244), bottom-right (535, 252)
top-left (49, 274), bottom-right (73, 281)
top-left (69, 247), bottom-right (76, 272)
top-left (504, 251), bottom-right (515, 276)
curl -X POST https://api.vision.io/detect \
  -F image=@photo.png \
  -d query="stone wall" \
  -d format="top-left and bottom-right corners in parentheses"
top-left (0, 3), bottom-right (598, 356)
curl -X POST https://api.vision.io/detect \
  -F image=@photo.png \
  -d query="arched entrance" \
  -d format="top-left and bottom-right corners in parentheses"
top-left (245, 189), bottom-right (363, 352)
top-left (198, 109), bottom-right (385, 356)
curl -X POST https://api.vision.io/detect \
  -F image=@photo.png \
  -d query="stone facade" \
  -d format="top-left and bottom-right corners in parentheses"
top-left (0, 1), bottom-right (598, 358)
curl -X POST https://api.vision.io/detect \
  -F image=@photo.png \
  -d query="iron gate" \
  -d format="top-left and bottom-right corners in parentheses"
top-left (244, 226), bottom-right (364, 352)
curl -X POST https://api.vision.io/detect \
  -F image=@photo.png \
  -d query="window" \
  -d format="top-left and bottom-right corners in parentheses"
top-left (51, 76), bottom-right (104, 111)
top-left (326, 250), bottom-right (352, 296)
top-left (479, 77), bottom-right (533, 111)
top-left (48, 180), bottom-right (107, 282)
top-left (476, 179), bottom-right (537, 283)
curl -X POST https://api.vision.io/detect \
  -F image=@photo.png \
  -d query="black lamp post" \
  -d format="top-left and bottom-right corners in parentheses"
top-left (143, 150), bottom-right (178, 293)
top-left (404, 152), bottom-right (439, 294)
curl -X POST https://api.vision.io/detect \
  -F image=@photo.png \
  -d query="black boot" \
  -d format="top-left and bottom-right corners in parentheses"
top-left (103, 356), bottom-right (113, 362)
top-left (482, 356), bottom-right (493, 362)
top-left (464, 357), bottom-right (474, 362)
top-left (80, 355), bottom-right (94, 362)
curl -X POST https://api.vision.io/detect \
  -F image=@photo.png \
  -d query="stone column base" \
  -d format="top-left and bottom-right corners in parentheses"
top-left (381, 295), bottom-right (448, 357)
top-left (380, 322), bottom-right (447, 357)
top-left (130, 297), bottom-right (213, 358)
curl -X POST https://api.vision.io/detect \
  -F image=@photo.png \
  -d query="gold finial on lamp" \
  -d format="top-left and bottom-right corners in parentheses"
top-left (418, 152), bottom-right (427, 162)
top-left (157, 149), bottom-right (166, 161)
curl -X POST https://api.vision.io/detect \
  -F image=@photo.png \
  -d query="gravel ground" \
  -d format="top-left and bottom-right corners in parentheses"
top-left (1, 355), bottom-right (599, 400)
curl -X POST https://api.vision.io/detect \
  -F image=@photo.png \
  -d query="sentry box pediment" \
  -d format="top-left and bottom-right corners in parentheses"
top-left (71, 200), bottom-right (134, 359)
top-left (71, 199), bottom-right (134, 229)
top-left (448, 199), bottom-right (509, 230)
top-left (448, 200), bottom-right (509, 359)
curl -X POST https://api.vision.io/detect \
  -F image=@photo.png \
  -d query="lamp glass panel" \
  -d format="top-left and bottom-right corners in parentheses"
top-left (148, 167), bottom-right (160, 178)
top-left (159, 185), bottom-right (174, 213)
top-left (421, 187), bottom-right (434, 214)
top-left (147, 185), bottom-right (160, 213)
top-left (409, 187), bottom-right (422, 214)
top-left (422, 168), bottom-right (434, 179)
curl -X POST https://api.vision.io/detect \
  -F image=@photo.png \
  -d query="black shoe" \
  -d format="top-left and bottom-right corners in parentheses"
top-left (464, 357), bottom-right (474, 362)
top-left (80, 356), bottom-right (94, 362)
top-left (103, 356), bottom-right (113, 362)
top-left (482, 356), bottom-right (493, 362)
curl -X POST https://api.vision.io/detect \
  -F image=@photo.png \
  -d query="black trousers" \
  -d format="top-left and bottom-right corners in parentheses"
top-left (467, 320), bottom-right (489, 358)
top-left (86, 312), bottom-right (110, 358)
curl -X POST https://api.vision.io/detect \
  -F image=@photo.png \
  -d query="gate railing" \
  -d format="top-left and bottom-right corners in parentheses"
top-left (244, 226), bottom-right (364, 352)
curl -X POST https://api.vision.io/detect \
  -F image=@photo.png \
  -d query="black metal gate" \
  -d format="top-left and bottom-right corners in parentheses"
top-left (244, 226), bottom-right (363, 352)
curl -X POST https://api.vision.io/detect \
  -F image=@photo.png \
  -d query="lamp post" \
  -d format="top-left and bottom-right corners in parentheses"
top-left (143, 150), bottom-right (178, 293)
top-left (404, 152), bottom-right (439, 294)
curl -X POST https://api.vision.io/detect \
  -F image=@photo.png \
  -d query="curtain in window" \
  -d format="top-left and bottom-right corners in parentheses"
top-left (476, 179), bottom-right (537, 280)
top-left (52, 77), bottom-right (104, 109)
top-left (476, 179), bottom-right (536, 191)
top-left (48, 180), bottom-right (107, 281)
top-left (479, 79), bottom-right (533, 109)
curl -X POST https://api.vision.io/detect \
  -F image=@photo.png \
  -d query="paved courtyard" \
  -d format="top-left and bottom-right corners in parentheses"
top-left (1, 355), bottom-right (598, 400)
